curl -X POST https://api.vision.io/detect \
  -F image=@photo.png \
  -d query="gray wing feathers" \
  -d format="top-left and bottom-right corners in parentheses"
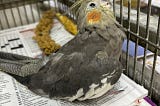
top-left (28, 52), bottom-right (84, 95)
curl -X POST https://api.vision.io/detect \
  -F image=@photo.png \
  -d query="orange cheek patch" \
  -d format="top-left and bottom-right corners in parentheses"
top-left (87, 10), bottom-right (101, 24)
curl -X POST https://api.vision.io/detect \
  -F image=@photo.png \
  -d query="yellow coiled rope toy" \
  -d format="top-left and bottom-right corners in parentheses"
top-left (33, 10), bottom-right (61, 55)
top-left (33, 10), bottom-right (78, 55)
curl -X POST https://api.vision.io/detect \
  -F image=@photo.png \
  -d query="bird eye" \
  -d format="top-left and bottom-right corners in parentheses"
top-left (87, 2), bottom-right (98, 9)
top-left (101, 0), bottom-right (110, 4)
top-left (106, 2), bottom-right (109, 5)
top-left (100, 0), bottom-right (111, 8)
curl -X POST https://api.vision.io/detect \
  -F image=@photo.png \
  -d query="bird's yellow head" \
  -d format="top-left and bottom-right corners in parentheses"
top-left (85, 0), bottom-right (112, 25)
top-left (72, 0), bottom-right (115, 32)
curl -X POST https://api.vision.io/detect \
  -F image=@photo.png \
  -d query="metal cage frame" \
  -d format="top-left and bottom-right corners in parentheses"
top-left (0, 0), bottom-right (159, 105)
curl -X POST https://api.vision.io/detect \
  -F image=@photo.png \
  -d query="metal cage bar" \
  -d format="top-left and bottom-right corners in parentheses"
top-left (149, 13), bottom-right (160, 98)
top-left (10, 3), bottom-right (17, 27)
top-left (120, 0), bottom-right (123, 25)
top-left (0, 17), bottom-right (4, 30)
top-left (125, 0), bottom-right (131, 77)
top-left (35, 0), bottom-right (41, 19)
top-left (127, 30), bottom-right (160, 50)
top-left (53, 0), bottom-right (58, 12)
top-left (141, 0), bottom-right (152, 85)
top-left (2, 6), bottom-right (10, 28)
top-left (133, 0), bottom-right (141, 83)
top-left (0, 0), bottom-right (54, 29)
top-left (29, 1), bottom-right (36, 23)
top-left (16, 1), bottom-right (23, 25)
top-left (23, 0), bottom-right (29, 24)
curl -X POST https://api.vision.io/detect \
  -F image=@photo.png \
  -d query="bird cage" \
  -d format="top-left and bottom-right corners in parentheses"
top-left (0, 0), bottom-right (159, 105)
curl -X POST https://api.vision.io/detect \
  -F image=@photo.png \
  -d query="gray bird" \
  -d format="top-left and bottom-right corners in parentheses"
top-left (0, 0), bottom-right (126, 102)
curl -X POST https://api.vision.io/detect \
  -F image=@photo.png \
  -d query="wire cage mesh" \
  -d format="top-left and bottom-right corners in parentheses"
top-left (0, 0), bottom-right (159, 105)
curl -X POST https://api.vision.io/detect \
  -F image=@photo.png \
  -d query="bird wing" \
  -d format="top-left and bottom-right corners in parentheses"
top-left (27, 52), bottom-right (85, 97)
top-left (27, 52), bottom-right (122, 101)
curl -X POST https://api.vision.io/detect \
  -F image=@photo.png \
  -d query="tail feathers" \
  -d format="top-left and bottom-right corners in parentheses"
top-left (0, 58), bottom-right (45, 77)
top-left (0, 51), bottom-right (33, 60)
top-left (0, 51), bottom-right (49, 77)
top-left (8, 73), bottom-right (31, 85)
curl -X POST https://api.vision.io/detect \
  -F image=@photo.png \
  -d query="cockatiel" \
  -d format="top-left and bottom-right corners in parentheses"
top-left (0, 0), bottom-right (126, 102)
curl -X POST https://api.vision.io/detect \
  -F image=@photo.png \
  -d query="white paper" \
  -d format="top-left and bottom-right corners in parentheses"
top-left (0, 72), bottom-right (23, 106)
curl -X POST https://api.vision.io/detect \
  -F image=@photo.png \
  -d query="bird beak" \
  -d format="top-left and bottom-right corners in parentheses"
top-left (87, 9), bottom-right (101, 25)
